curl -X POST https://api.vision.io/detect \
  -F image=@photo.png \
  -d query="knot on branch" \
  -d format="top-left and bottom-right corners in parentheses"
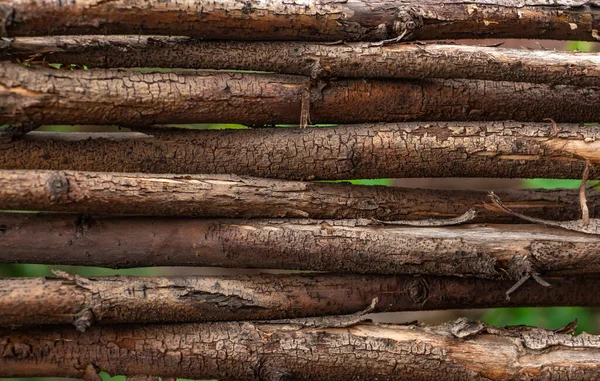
top-left (407, 277), bottom-right (429, 306)
top-left (254, 358), bottom-right (292, 381)
top-left (394, 8), bottom-right (422, 39)
top-left (504, 255), bottom-right (551, 300)
top-left (74, 308), bottom-right (97, 332)
top-left (0, 4), bottom-right (13, 37)
top-left (47, 172), bottom-right (70, 202)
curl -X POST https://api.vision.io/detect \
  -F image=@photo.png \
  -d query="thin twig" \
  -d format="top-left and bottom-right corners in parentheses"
top-left (371, 209), bottom-right (477, 227)
top-left (580, 159), bottom-right (591, 226)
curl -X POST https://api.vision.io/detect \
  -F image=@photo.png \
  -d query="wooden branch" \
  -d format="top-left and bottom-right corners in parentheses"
top-left (2, 169), bottom-right (599, 222)
top-left (4, 273), bottom-right (600, 329)
top-left (2, 318), bottom-right (600, 380)
top-left (7, 36), bottom-right (600, 87)
top-left (1, 0), bottom-right (599, 42)
top-left (2, 213), bottom-right (600, 280)
top-left (3, 62), bottom-right (600, 132)
top-left (4, 122), bottom-right (600, 180)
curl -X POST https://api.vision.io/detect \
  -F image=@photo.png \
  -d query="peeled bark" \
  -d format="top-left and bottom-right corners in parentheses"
top-left (2, 212), bottom-right (600, 280)
top-left (2, 319), bottom-right (600, 380)
top-left (7, 36), bottom-right (600, 87)
top-left (4, 273), bottom-right (600, 328)
top-left (3, 62), bottom-right (600, 132)
top-left (1, 0), bottom-right (599, 42)
top-left (3, 122), bottom-right (600, 180)
top-left (1, 169), bottom-right (599, 222)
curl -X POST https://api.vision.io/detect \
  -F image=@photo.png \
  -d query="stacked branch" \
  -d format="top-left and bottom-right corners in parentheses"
top-left (1, 0), bottom-right (600, 42)
top-left (4, 273), bottom-right (600, 328)
top-left (3, 122), bottom-right (600, 180)
top-left (2, 319), bottom-right (600, 380)
top-left (2, 212), bottom-right (600, 280)
top-left (5, 36), bottom-right (600, 87)
top-left (2, 62), bottom-right (600, 135)
top-left (1, 169), bottom-right (599, 221)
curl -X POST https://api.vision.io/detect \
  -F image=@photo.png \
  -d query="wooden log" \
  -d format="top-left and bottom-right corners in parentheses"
top-left (3, 273), bottom-right (599, 329)
top-left (2, 122), bottom-right (600, 180)
top-left (3, 62), bottom-right (600, 134)
top-left (1, 0), bottom-right (599, 42)
top-left (6, 36), bottom-right (600, 87)
top-left (1, 213), bottom-right (600, 280)
top-left (0, 169), bottom-right (598, 222)
top-left (2, 318), bottom-right (600, 380)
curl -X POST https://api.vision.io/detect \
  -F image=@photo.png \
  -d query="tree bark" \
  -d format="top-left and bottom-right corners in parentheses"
top-left (4, 273), bottom-right (600, 328)
top-left (2, 318), bottom-right (600, 380)
top-left (3, 62), bottom-right (600, 132)
top-left (2, 213), bottom-right (600, 280)
top-left (1, 0), bottom-right (599, 42)
top-left (7, 36), bottom-right (600, 87)
top-left (3, 122), bottom-right (600, 180)
top-left (1, 169), bottom-right (598, 222)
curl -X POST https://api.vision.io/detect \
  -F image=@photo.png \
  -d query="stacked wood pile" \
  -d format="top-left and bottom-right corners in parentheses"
top-left (2, 0), bottom-right (600, 379)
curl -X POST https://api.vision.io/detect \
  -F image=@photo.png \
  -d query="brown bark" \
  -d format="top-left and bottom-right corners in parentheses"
top-left (4, 273), bottom-right (600, 329)
top-left (3, 62), bottom-right (600, 132)
top-left (1, 0), bottom-right (599, 42)
top-left (3, 122), bottom-right (600, 180)
top-left (2, 212), bottom-right (600, 280)
top-left (2, 169), bottom-right (599, 222)
top-left (2, 318), bottom-right (600, 380)
top-left (7, 36), bottom-right (600, 87)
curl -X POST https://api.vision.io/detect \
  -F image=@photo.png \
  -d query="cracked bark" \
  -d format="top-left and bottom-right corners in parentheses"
top-left (3, 62), bottom-right (600, 134)
top-left (1, 273), bottom-right (600, 328)
top-left (2, 169), bottom-right (600, 222)
top-left (2, 318), bottom-right (600, 380)
top-left (3, 122), bottom-right (600, 180)
top-left (1, 0), bottom-right (600, 43)
top-left (7, 36), bottom-right (600, 87)
top-left (2, 212), bottom-right (600, 280)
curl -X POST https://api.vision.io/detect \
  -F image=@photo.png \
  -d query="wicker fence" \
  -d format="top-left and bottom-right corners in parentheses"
top-left (2, 0), bottom-right (600, 379)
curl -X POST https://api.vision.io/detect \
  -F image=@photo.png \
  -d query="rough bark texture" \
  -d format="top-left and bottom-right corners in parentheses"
top-left (1, 0), bottom-right (600, 42)
top-left (4, 273), bottom-right (600, 328)
top-left (3, 62), bottom-right (600, 132)
top-left (2, 212), bottom-right (600, 280)
top-left (3, 122), bottom-right (600, 180)
top-left (2, 319), bottom-right (600, 380)
top-left (7, 36), bottom-right (600, 87)
top-left (1, 169), bottom-right (599, 222)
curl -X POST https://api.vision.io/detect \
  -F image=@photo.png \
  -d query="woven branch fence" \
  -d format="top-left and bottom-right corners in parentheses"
top-left (2, 0), bottom-right (600, 379)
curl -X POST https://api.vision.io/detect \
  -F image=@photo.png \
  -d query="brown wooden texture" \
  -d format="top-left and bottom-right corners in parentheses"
top-left (6, 36), bottom-right (600, 87)
top-left (3, 122), bottom-right (600, 179)
top-left (1, 169), bottom-right (598, 222)
top-left (3, 62), bottom-right (600, 134)
top-left (2, 318), bottom-right (600, 380)
top-left (1, 0), bottom-right (600, 42)
top-left (4, 273), bottom-right (600, 328)
top-left (2, 213), bottom-right (600, 280)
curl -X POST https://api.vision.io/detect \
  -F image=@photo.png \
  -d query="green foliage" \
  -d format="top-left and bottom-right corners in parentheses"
top-left (47, 63), bottom-right (88, 70)
top-left (482, 307), bottom-right (599, 334)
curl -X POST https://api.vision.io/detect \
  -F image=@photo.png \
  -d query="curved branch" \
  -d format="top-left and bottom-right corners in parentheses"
top-left (3, 122), bottom-right (600, 180)
top-left (2, 213), bottom-right (600, 280)
top-left (3, 62), bottom-right (600, 131)
top-left (1, 0), bottom-right (599, 42)
top-left (1, 169), bottom-right (598, 222)
top-left (6, 36), bottom-right (600, 87)
top-left (2, 273), bottom-right (599, 329)
top-left (2, 319), bottom-right (600, 379)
